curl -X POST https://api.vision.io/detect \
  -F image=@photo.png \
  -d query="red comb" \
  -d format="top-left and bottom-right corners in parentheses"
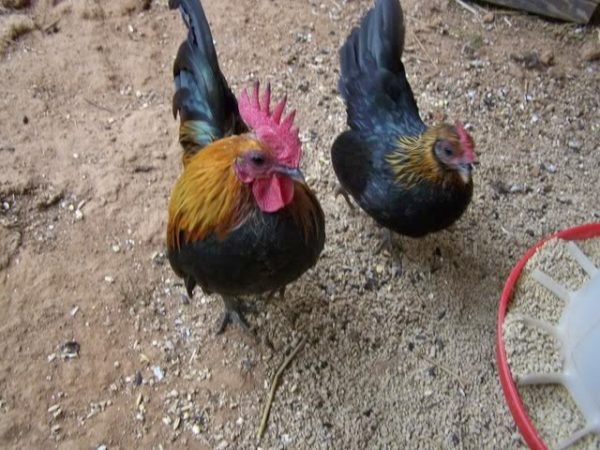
top-left (455, 121), bottom-right (476, 163)
top-left (238, 82), bottom-right (301, 167)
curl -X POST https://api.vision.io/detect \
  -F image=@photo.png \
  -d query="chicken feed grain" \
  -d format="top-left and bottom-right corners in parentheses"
top-left (504, 236), bottom-right (600, 449)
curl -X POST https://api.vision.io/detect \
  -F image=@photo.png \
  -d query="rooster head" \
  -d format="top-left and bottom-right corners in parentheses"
top-left (236, 82), bottom-right (304, 213)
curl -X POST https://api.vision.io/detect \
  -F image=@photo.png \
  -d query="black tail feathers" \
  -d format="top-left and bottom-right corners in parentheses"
top-left (169, 0), bottom-right (218, 71)
top-left (339, 0), bottom-right (405, 82)
top-left (170, 0), bottom-right (242, 154)
top-left (337, 0), bottom-right (425, 139)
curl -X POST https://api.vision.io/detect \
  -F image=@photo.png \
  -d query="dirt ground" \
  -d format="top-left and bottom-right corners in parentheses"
top-left (0, 0), bottom-right (598, 448)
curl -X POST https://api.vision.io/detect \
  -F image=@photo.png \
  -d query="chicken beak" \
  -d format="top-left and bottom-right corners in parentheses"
top-left (462, 162), bottom-right (474, 172)
top-left (273, 165), bottom-right (306, 185)
top-left (460, 157), bottom-right (478, 172)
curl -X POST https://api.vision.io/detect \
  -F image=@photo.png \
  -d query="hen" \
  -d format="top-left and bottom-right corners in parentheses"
top-left (167, 0), bottom-right (325, 333)
top-left (331, 0), bottom-right (476, 240)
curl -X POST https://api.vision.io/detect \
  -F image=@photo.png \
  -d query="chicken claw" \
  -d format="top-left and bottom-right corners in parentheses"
top-left (266, 286), bottom-right (286, 303)
top-left (217, 296), bottom-right (255, 334)
top-left (334, 184), bottom-right (355, 209)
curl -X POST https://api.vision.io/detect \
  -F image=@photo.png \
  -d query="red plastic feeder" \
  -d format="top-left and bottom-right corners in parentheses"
top-left (496, 223), bottom-right (600, 449)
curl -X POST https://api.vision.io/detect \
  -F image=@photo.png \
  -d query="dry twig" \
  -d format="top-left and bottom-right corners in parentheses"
top-left (412, 33), bottom-right (434, 66)
top-left (41, 18), bottom-right (60, 33)
top-left (84, 97), bottom-right (114, 113)
top-left (256, 336), bottom-right (307, 443)
top-left (453, 0), bottom-right (481, 18)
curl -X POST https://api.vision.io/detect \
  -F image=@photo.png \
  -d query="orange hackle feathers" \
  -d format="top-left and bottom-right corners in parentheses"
top-left (387, 124), bottom-right (468, 187)
top-left (178, 121), bottom-right (217, 166)
top-left (167, 136), bottom-right (255, 249)
top-left (167, 135), bottom-right (322, 250)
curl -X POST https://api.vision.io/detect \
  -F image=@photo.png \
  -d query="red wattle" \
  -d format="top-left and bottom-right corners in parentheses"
top-left (252, 175), bottom-right (294, 213)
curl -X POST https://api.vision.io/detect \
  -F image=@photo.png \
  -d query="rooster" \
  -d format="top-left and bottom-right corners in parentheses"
top-left (166, 0), bottom-right (325, 333)
top-left (331, 0), bottom-right (476, 241)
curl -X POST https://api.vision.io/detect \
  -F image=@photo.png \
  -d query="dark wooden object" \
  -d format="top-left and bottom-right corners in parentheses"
top-left (483, 0), bottom-right (600, 23)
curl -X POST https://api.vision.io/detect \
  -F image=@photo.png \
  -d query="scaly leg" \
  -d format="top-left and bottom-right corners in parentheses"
top-left (180, 275), bottom-right (196, 305)
top-left (184, 275), bottom-right (196, 298)
top-left (334, 184), bottom-right (354, 209)
top-left (217, 296), bottom-right (255, 334)
top-left (375, 229), bottom-right (401, 254)
top-left (375, 229), bottom-right (403, 272)
top-left (266, 286), bottom-right (286, 303)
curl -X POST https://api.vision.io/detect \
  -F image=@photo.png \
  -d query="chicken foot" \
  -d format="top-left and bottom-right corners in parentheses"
top-left (375, 228), bottom-right (404, 272)
top-left (217, 296), bottom-right (256, 334)
top-left (334, 184), bottom-right (355, 209)
top-left (266, 286), bottom-right (286, 303)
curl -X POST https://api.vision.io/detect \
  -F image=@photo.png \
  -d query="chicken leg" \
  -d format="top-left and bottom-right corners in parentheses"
top-left (217, 296), bottom-right (256, 334)
top-left (334, 184), bottom-right (355, 209)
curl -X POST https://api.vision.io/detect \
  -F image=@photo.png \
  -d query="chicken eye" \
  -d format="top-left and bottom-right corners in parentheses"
top-left (435, 141), bottom-right (454, 159)
top-left (250, 154), bottom-right (266, 166)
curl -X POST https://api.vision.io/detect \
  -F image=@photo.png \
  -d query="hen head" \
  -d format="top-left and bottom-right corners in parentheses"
top-left (430, 122), bottom-right (477, 184)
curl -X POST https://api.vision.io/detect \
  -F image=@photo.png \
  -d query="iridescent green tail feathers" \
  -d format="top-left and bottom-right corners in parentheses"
top-left (170, 0), bottom-right (245, 157)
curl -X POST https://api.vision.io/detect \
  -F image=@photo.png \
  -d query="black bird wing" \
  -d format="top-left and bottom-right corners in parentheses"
top-left (170, 0), bottom-right (246, 157)
top-left (337, 0), bottom-right (426, 148)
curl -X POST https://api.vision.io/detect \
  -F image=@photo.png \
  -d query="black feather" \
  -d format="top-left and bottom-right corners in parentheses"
top-left (168, 187), bottom-right (325, 297)
top-left (338, 0), bottom-right (425, 141)
top-left (170, 0), bottom-right (245, 155)
top-left (331, 130), bottom-right (372, 199)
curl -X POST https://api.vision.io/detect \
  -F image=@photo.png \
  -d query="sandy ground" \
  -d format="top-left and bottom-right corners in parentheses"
top-left (0, 0), bottom-right (599, 448)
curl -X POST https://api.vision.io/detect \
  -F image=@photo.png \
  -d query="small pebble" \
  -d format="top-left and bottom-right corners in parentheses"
top-left (540, 50), bottom-right (554, 66)
top-left (567, 139), bottom-right (582, 151)
top-left (482, 12), bottom-right (494, 23)
top-left (48, 404), bottom-right (61, 413)
top-left (60, 341), bottom-right (80, 359)
top-left (581, 43), bottom-right (600, 62)
top-left (152, 366), bottom-right (164, 381)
